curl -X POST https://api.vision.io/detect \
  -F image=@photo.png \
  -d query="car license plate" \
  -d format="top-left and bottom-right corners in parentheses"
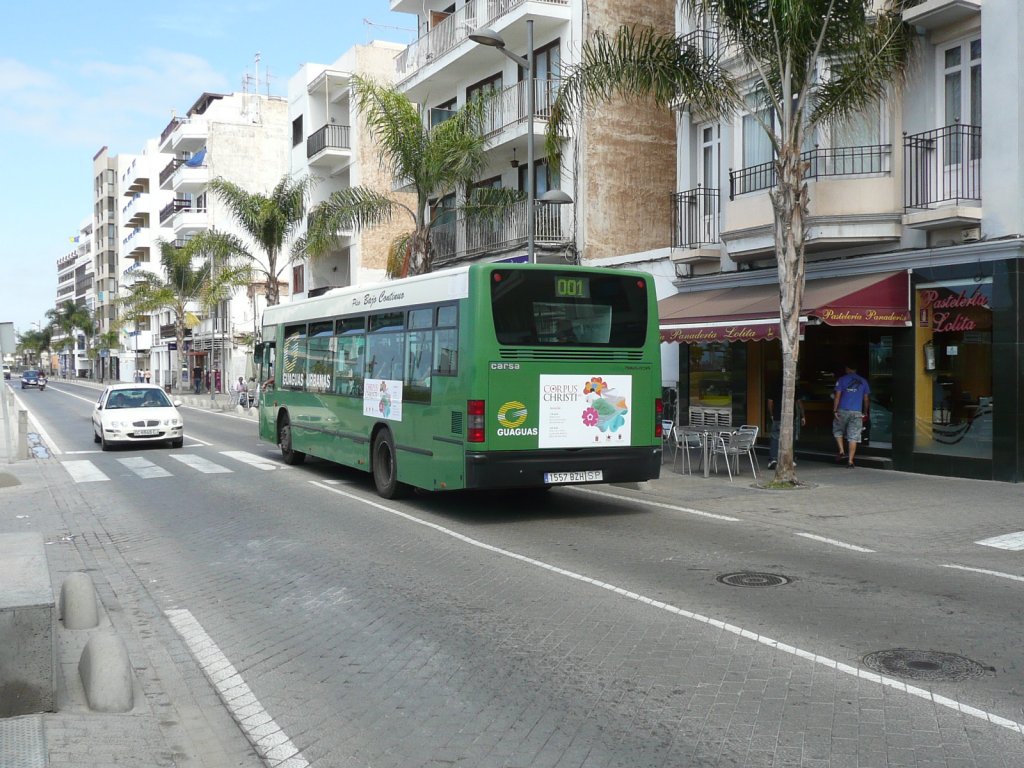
top-left (134, 429), bottom-right (159, 437)
top-left (543, 470), bottom-right (603, 484)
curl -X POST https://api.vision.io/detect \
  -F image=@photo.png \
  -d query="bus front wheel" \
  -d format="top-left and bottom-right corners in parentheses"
top-left (372, 429), bottom-right (408, 499)
top-left (279, 416), bottom-right (306, 465)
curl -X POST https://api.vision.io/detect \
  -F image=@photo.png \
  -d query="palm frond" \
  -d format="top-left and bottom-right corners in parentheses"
top-left (302, 187), bottom-right (411, 260)
top-left (547, 25), bottom-right (737, 166)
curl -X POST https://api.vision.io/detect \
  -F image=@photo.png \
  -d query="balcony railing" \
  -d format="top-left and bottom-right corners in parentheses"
top-left (159, 198), bottom-right (192, 225)
top-left (481, 79), bottom-right (559, 137)
top-left (160, 117), bottom-right (183, 144)
top-left (306, 124), bottom-right (351, 158)
top-left (729, 144), bottom-right (892, 199)
top-left (395, 0), bottom-right (570, 81)
top-left (672, 187), bottom-right (720, 249)
top-left (159, 158), bottom-right (184, 186)
top-left (429, 198), bottom-right (570, 263)
top-left (903, 123), bottom-right (981, 210)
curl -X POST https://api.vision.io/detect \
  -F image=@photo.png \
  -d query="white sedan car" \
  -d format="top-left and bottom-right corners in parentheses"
top-left (92, 384), bottom-right (184, 450)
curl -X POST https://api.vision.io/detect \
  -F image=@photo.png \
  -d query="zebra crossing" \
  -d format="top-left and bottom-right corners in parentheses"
top-left (59, 449), bottom-right (290, 483)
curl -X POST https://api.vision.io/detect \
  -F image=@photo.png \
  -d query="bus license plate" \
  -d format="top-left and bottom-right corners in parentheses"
top-left (543, 470), bottom-right (603, 484)
top-left (134, 429), bottom-right (159, 437)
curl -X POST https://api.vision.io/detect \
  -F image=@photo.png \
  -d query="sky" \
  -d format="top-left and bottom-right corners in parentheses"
top-left (0, 1), bottom-right (415, 340)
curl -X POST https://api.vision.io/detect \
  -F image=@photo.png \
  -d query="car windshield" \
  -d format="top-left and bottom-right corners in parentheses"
top-left (106, 389), bottom-right (172, 409)
top-left (23, 371), bottom-right (39, 379)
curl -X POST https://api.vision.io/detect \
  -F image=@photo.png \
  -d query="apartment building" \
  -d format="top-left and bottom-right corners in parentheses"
top-left (120, 139), bottom-right (174, 383)
top-left (647, 0), bottom-right (1024, 482)
top-left (91, 146), bottom-right (134, 382)
top-left (53, 217), bottom-right (95, 377)
top-left (157, 90), bottom-right (289, 392)
top-left (390, 0), bottom-right (676, 267)
top-left (287, 40), bottom-right (414, 294)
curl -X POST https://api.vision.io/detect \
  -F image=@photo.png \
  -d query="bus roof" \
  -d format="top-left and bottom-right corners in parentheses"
top-left (262, 266), bottom-right (473, 328)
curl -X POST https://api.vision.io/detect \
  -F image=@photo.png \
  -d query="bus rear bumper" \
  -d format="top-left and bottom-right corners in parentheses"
top-left (464, 447), bottom-right (662, 489)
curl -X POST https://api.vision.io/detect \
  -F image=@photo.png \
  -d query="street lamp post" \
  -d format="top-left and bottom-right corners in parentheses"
top-left (470, 21), bottom-right (536, 263)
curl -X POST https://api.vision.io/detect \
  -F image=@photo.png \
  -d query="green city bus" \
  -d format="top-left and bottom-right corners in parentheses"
top-left (255, 263), bottom-right (663, 497)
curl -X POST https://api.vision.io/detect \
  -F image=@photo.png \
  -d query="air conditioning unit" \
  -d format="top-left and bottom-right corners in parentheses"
top-left (962, 227), bottom-right (981, 243)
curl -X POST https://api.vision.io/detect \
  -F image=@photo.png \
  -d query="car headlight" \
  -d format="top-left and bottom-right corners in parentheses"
top-left (165, 418), bottom-right (182, 426)
top-left (109, 420), bottom-right (125, 429)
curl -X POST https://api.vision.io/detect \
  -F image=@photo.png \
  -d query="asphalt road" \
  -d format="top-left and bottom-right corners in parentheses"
top-left (19, 379), bottom-right (1024, 767)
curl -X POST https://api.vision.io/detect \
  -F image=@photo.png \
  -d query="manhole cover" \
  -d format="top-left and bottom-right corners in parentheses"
top-left (862, 649), bottom-right (989, 681)
top-left (716, 572), bottom-right (792, 587)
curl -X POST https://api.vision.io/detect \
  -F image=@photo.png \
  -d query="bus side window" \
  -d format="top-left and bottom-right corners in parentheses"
top-left (335, 335), bottom-right (365, 396)
top-left (405, 331), bottom-right (433, 403)
top-left (434, 304), bottom-right (458, 376)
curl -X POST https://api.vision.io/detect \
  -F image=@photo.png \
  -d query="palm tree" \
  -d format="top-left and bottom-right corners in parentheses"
top-left (95, 329), bottom-right (120, 383)
top-left (46, 300), bottom-right (93, 376)
top-left (119, 230), bottom-right (252, 391)
top-left (548, 0), bottom-right (915, 483)
top-left (301, 76), bottom-right (521, 279)
top-left (208, 174), bottom-right (315, 307)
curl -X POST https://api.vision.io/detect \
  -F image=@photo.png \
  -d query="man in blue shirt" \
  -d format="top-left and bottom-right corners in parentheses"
top-left (833, 364), bottom-right (870, 467)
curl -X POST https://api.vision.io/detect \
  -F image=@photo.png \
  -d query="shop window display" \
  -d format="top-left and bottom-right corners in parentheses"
top-left (914, 279), bottom-right (992, 458)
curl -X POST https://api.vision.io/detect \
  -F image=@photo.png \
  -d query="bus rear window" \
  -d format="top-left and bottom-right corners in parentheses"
top-left (490, 270), bottom-right (648, 347)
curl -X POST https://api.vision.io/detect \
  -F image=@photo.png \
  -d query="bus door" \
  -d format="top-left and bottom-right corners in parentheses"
top-left (255, 341), bottom-right (276, 439)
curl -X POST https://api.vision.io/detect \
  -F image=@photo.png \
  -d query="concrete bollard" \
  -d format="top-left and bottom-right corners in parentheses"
top-left (17, 409), bottom-right (28, 460)
top-left (78, 632), bottom-right (133, 712)
top-left (60, 572), bottom-right (99, 630)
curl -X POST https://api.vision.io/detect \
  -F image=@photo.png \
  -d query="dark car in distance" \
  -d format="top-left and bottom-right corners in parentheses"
top-left (21, 370), bottom-right (47, 390)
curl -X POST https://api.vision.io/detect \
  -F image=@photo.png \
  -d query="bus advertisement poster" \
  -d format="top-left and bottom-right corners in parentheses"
top-left (538, 374), bottom-right (632, 448)
top-left (363, 378), bottom-right (404, 421)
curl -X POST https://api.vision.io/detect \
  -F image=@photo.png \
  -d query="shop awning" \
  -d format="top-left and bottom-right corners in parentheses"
top-left (659, 271), bottom-right (911, 343)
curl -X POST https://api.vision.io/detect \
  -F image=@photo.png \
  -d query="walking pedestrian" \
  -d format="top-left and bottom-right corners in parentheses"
top-left (766, 384), bottom-right (805, 470)
top-left (832, 364), bottom-right (870, 468)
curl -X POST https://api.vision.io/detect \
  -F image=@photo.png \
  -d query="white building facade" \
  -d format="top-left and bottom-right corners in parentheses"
top-left (157, 91), bottom-right (289, 392)
top-left (287, 41), bottom-right (414, 295)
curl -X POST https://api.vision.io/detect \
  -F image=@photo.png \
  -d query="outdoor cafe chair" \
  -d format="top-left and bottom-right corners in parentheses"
top-left (710, 426), bottom-right (759, 481)
top-left (673, 425), bottom-right (704, 474)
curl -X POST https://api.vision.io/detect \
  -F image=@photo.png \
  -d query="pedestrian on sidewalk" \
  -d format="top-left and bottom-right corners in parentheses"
top-left (832, 363), bottom-right (870, 468)
top-left (767, 384), bottom-right (805, 470)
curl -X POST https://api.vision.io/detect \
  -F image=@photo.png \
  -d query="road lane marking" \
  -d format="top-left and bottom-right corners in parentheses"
top-left (62, 460), bottom-right (109, 483)
top-left (795, 532), bottom-right (875, 553)
top-left (573, 487), bottom-right (740, 521)
top-left (117, 457), bottom-right (173, 479)
top-left (942, 564), bottom-right (1024, 583)
top-left (221, 450), bottom-right (286, 471)
top-left (166, 608), bottom-right (309, 768)
top-left (168, 454), bottom-right (233, 474)
top-left (975, 531), bottom-right (1024, 551)
top-left (311, 480), bottom-right (1024, 737)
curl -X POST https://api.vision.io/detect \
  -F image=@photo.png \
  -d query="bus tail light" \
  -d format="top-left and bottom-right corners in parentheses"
top-left (655, 398), bottom-right (664, 438)
top-left (467, 399), bottom-right (485, 443)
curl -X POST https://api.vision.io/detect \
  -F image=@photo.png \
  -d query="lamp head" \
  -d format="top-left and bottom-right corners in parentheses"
top-left (539, 189), bottom-right (573, 205)
top-left (469, 27), bottom-right (505, 48)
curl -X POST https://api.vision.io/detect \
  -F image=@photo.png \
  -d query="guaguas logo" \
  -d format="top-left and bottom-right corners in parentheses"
top-left (496, 401), bottom-right (537, 436)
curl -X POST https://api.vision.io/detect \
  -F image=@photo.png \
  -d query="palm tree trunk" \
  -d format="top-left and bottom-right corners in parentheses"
top-left (769, 147), bottom-right (809, 483)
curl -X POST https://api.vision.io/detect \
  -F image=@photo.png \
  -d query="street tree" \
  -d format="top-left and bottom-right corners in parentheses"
top-left (46, 300), bottom-right (93, 376)
top-left (301, 76), bottom-right (520, 278)
top-left (208, 174), bottom-right (315, 307)
top-left (547, 0), bottom-right (915, 484)
top-left (119, 231), bottom-right (251, 391)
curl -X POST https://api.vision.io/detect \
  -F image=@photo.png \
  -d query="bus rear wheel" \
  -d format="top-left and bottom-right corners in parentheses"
top-left (372, 429), bottom-right (408, 499)
top-left (279, 416), bottom-right (306, 465)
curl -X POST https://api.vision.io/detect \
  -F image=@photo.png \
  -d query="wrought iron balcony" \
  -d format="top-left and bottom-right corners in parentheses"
top-left (395, 0), bottom-right (570, 82)
top-left (306, 124), bottom-right (351, 159)
top-left (672, 187), bottom-right (720, 249)
top-left (159, 198), bottom-right (192, 225)
top-left (729, 144), bottom-right (892, 199)
top-left (903, 123), bottom-right (981, 210)
top-left (430, 198), bottom-right (570, 264)
top-left (159, 158), bottom-right (184, 187)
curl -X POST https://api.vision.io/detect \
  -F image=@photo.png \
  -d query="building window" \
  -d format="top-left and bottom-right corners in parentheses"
top-left (915, 278), bottom-right (992, 458)
top-left (292, 264), bottom-right (305, 295)
top-left (292, 115), bottom-right (303, 147)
